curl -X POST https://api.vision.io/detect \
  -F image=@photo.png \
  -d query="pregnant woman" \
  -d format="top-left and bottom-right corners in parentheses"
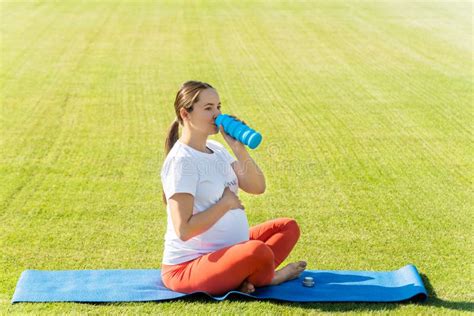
top-left (160, 80), bottom-right (306, 295)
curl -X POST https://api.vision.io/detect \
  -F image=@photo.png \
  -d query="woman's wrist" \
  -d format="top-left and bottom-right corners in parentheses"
top-left (230, 142), bottom-right (246, 154)
top-left (217, 198), bottom-right (231, 212)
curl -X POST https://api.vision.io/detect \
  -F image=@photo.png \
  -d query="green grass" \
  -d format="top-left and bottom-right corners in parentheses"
top-left (1, 0), bottom-right (472, 314)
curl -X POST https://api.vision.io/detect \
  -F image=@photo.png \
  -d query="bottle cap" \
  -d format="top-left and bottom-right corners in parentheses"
top-left (302, 276), bottom-right (315, 287)
top-left (247, 132), bottom-right (262, 149)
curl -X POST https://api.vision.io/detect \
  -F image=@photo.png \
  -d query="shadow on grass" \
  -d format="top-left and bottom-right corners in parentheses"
top-left (414, 273), bottom-right (473, 313)
top-left (64, 273), bottom-right (474, 313)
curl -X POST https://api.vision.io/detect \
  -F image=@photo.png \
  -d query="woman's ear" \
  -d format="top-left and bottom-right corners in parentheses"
top-left (179, 107), bottom-right (189, 122)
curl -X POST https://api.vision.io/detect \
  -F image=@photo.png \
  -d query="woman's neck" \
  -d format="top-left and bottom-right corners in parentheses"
top-left (179, 129), bottom-right (210, 153)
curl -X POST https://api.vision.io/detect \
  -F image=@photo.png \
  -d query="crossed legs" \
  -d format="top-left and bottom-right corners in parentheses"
top-left (161, 217), bottom-right (306, 295)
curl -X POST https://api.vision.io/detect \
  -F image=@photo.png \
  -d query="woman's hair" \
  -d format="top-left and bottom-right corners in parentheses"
top-left (162, 80), bottom-right (214, 205)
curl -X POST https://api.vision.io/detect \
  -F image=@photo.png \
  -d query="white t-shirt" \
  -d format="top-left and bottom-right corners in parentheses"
top-left (161, 139), bottom-right (250, 265)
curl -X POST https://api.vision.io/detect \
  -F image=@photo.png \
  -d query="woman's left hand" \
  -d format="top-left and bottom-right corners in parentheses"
top-left (219, 115), bottom-right (247, 152)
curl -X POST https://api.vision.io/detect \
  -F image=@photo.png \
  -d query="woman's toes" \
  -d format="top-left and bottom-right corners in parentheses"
top-left (238, 280), bottom-right (255, 293)
top-left (297, 261), bottom-right (307, 270)
top-left (248, 283), bottom-right (255, 293)
top-left (238, 281), bottom-right (247, 292)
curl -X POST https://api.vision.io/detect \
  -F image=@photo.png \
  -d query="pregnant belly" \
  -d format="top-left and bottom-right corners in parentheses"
top-left (199, 209), bottom-right (249, 249)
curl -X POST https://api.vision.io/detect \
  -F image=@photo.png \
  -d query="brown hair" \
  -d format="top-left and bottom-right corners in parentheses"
top-left (162, 80), bottom-right (214, 204)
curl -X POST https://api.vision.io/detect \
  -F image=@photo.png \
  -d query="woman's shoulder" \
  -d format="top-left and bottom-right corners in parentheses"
top-left (161, 143), bottom-right (195, 171)
top-left (207, 139), bottom-right (235, 163)
top-left (206, 139), bottom-right (226, 151)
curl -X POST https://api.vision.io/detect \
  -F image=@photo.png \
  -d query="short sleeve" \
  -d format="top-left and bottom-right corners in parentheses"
top-left (221, 147), bottom-right (236, 165)
top-left (161, 156), bottom-right (198, 200)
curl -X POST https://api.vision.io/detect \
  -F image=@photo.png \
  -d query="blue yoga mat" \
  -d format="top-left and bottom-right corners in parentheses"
top-left (11, 264), bottom-right (427, 303)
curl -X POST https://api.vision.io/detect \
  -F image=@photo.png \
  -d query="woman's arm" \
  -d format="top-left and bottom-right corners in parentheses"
top-left (168, 187), bottom-right (244, 242)
top-left (231, 146), bottom-right (266, 195)
top-left (219, 123), bottom-right (266, 195)
top-left (169, 193), bottom-right (229, 242)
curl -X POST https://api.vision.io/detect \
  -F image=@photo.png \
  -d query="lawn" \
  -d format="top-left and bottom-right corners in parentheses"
top-left (1, 0), bottom-right (472, 314)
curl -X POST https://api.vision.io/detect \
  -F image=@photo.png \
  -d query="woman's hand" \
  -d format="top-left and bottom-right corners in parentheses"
top-left (219, 115), bottom-right (247, 152)
top-left (220, 187), bottom-right (245, 210)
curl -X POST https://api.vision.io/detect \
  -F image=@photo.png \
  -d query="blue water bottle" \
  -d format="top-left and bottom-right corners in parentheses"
top-left (215, 114), bottom-right (262, 149)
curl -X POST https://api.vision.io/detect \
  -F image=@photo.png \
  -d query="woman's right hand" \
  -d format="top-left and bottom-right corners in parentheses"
top-left (220, 187), bottom-right (245, 210)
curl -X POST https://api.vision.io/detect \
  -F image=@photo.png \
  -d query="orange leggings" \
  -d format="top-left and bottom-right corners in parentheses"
top-left (161, 217), bottom-right (301, 295)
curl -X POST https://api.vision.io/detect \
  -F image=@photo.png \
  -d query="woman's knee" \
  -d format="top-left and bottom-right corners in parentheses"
top-left (244, 240), bottom-right (274, 265)
top-left (281, 217), bottom-right (301, 240)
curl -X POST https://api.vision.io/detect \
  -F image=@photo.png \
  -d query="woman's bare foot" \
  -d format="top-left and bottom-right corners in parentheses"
top-left (270, 261), bottom-right (307, 285)
top-left (237, 279), bottom-right (255, 293)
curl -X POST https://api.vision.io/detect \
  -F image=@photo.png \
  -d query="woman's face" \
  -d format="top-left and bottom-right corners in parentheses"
top-left (183, 88), bottom-right (222, 136)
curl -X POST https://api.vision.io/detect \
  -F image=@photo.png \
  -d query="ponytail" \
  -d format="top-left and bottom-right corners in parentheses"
top-left (165, 118), bottom-right (180, 157)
